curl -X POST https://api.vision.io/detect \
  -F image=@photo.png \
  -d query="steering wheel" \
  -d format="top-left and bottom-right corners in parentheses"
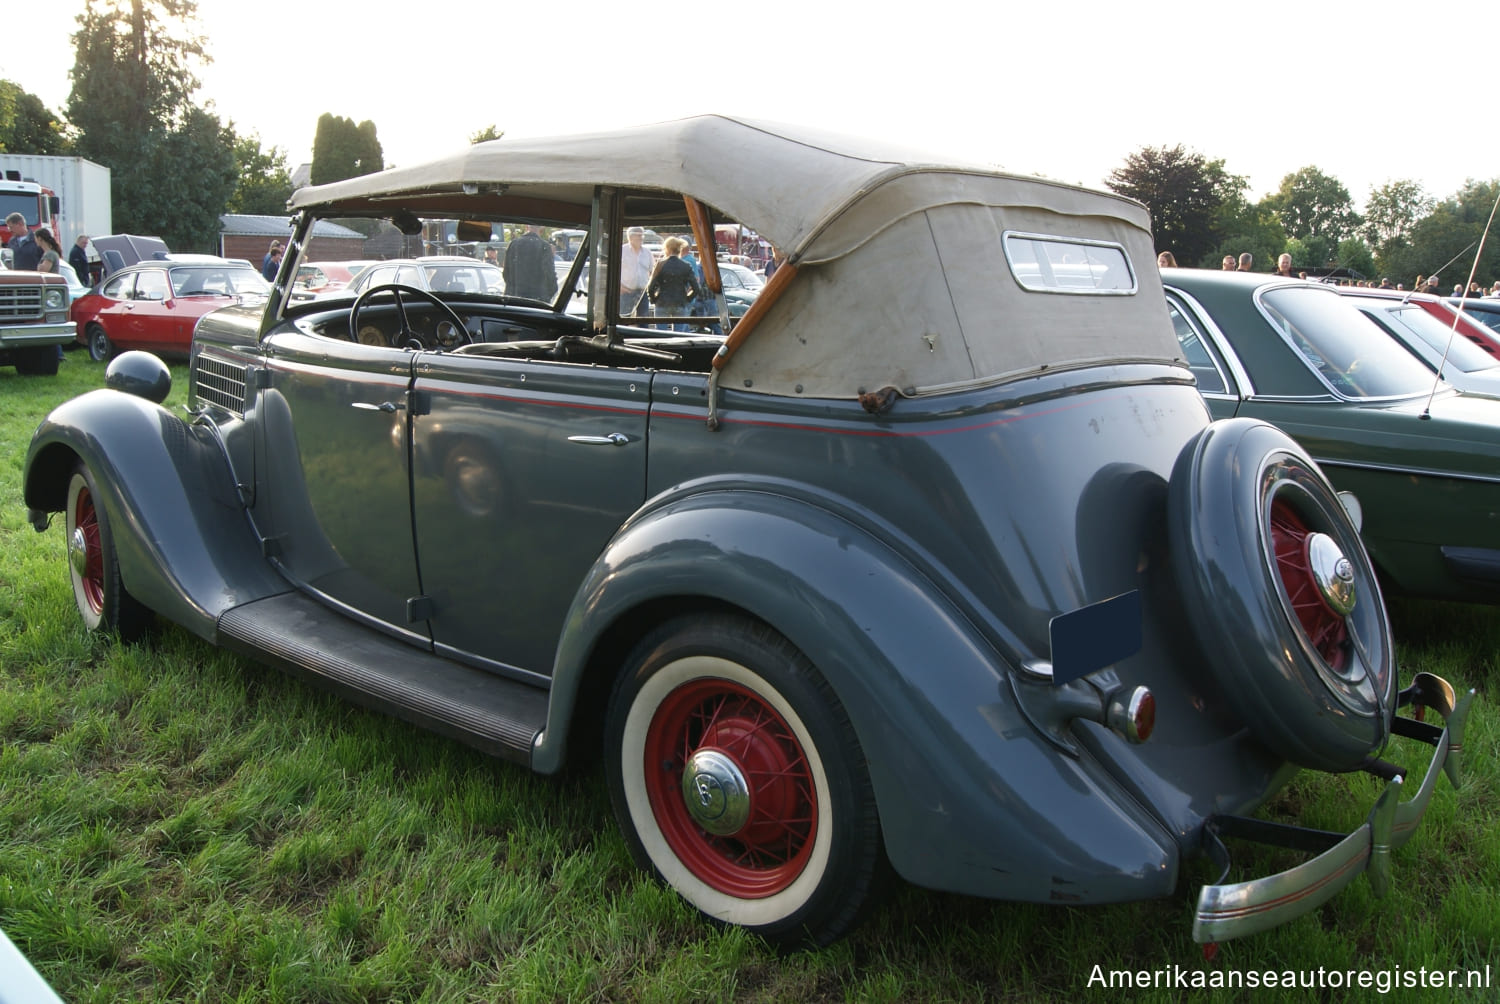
top-left (349, 282), bottom-right (472, 349)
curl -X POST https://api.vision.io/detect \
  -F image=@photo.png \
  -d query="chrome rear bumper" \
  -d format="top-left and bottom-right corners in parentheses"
top-left (1193, 672), bottom-right (1472, 943)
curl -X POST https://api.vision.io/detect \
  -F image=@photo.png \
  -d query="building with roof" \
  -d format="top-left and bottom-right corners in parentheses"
top-left (218, 214), bottom-right (367, 265)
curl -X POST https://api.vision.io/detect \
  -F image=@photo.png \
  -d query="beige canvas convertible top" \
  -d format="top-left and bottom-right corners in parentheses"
top-left (290, 115), bottom-right (1184, 399)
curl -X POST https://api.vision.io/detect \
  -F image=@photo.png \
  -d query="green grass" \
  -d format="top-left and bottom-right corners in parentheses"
top-left (2, 356), bottom-right (1497, 1001)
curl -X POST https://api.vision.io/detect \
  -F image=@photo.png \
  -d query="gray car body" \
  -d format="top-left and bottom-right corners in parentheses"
top-left (21, 118), bottom-right (1465, 942)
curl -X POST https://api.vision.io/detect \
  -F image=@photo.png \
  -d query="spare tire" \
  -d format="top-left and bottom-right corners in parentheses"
top-left (1168, 418), bottom-right (1394, 772)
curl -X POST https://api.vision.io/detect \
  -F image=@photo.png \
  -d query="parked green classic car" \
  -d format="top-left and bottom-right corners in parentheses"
top-left (1163, 268), bottom-right (1500, 603)
top-left (24, 118), bottom-right (1472, 947)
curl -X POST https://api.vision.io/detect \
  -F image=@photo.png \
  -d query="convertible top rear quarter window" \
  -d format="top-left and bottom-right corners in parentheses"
top-left (1003, 232), bottom-right (1136, 295)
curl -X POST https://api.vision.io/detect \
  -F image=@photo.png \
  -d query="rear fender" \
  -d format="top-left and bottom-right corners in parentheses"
top-left (538, 489), bottom-right (1176, 903)
top-left (24, 389), bottom-right (288, 639)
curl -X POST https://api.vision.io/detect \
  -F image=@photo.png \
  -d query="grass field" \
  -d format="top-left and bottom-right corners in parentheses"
top-left (1, 356), bottom-right (1496, 1002)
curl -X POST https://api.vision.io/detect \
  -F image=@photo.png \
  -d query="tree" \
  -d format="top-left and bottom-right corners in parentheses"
top-left (469, 124), bottom-right (503, 144)
top-left (311, 114), bottom-right (384, 185)
top-left (1361, 179), bottom-right (1433, 267)
top-left (1263, 166), bottom-right (1360, 243)
top-left (1336, 238), bottom-right (1376, 280)
top-left (0, 80), bottom-right (68, 154)
top-left (66, 0), bottom-right (236, 251)
top-left (226, 132), bottom-right (293, 216)
top-left (1207, 192), bottom-right (1286, 271)
top-left (1284, 236), bottom-right (1333, 271)
top-left (1105, 145), bottom-right (1242, 268)
top-left (68, 0), bottom-right (205, 158)
top-left (1384, 178), bottom-right (1500, 291)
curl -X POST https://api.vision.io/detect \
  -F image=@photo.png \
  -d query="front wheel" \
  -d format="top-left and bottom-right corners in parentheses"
top-left (14, 345), bottom-right (60, 376)
top-left (605, 614), bottom-right (887, 948)
top-left (65, 463), bottom-right (151, 640)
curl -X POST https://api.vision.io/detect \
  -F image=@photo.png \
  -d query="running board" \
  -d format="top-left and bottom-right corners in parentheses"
top-left (218, 591), bottom-right (548, 765)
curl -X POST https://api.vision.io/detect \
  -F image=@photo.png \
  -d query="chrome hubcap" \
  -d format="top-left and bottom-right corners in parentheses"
top-left (68, 526), bottom-right (90, 579)
top-left (1306, 532), bottom-right (1357, 616)
top-left (680, 748), bottom-right (750, 836)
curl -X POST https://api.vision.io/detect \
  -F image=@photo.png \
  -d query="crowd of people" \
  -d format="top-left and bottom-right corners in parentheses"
top-left (1156, 244), bottom-right (1500, 296)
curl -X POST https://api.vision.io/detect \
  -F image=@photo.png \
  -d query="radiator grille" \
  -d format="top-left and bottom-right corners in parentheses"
top-left (0, 285), bottom-right (44, 320)
top-left (195, 356), bottom-right (249, 415)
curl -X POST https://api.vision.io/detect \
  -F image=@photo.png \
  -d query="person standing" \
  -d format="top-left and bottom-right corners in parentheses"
top-left (70, 235), bottom-right (92, 280)
top-left (502, 224), bottom-right (559, 301)
top-left (33, 228), bottom-right (66, 361)
top-left (1237, 253), bottom-right (1253, 272)
top-left (261, 244), bottom-right (283, 281)
top-left (1273, 253), bottom-right (1296, 278)
top-left (647, 236), bottom-right (704, 331)
top-left (1220, 255), bottom-right (1235, 271)
top-left (764, 247), bottom-right (787, 278)
top-left (33, 227), bottom-right (63, 274)
top-left (6, 213), bottom-right (41, 270)
top-left (619, 226), bottom-right (655, 317)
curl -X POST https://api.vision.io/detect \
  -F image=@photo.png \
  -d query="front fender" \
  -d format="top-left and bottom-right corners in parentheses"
top-left (24, 389), bottom-right (289, 639)
top-left (538, 489), bottom-right (1177, 904)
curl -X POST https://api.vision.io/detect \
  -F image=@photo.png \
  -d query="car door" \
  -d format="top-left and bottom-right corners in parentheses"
top-left (408, 350), bottom-right (649, 677)
top-left (89, 271), bottom-right (135, 338)
top-left (255, 329), bottom-right (427, 645)
top-left (123, 268), bottom-right (172, 350)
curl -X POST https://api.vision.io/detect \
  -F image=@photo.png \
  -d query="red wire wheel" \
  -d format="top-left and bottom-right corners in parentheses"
top-left (606, 614), bottom-right (885, 947)
top-left (64, 463), bottom-right (150, 639)
top-left (642, 677), bottom-right (817, 898)
top-left (1168, 419), bottom-right (1394, 771)
top-left (70, 478), bottom-right (106, 618)
top-left (1269, 499), bottom-right (1350, 672)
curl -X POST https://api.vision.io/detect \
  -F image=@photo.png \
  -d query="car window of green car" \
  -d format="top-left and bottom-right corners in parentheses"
top-left (1260, 286), bottom-right (1435, 399)
top-left (1168, 301), bottom-right (1227, 394)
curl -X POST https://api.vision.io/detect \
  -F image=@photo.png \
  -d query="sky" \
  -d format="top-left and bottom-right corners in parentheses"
top-left (3, 1), bottom-right (1491, 212)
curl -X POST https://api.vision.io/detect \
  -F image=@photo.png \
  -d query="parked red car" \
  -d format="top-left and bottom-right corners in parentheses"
top-left (290, 260), bottom-right (370, 301)
top-left (72, 259), bottom-right (270, 360)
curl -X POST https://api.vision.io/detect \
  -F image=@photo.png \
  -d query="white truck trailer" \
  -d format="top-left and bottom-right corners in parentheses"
top-left (0, 154), bottom-right (113, 250)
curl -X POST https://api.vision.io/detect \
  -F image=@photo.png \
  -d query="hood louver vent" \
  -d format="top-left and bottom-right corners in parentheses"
top-left (194, 356), bottom-right (249, 416)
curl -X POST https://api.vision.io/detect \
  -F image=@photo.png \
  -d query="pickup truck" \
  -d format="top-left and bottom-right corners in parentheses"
top-left (0, 262), bottom-right (73, 375)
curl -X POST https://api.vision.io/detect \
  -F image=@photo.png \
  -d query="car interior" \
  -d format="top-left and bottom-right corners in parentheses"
top-left (281, 195), bottom-right (763, 373)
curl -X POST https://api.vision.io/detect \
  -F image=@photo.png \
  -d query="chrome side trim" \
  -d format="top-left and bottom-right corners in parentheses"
top-left (1313, 456), bottom-right (1500, 487)
top-left (1192, 683), bottom-right (1473, 943)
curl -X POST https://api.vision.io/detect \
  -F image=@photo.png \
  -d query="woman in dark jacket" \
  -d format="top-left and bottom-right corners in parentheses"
top-left (647, 236), bottom-right (704, 331)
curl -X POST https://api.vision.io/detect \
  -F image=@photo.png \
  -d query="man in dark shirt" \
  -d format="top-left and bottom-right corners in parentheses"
top-left (69, 235), bottom-right (93, 282)
top-left (503, 225), bottom-right (559, 301)
top-left (6, 213), bottom-right (41, 270)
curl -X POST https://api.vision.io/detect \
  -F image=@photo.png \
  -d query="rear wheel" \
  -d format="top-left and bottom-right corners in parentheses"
top-left (87, 324), bottom-right (114, 362)
top-left (605, 614), bottom-right (887, 947)
top-left (65, 463), bottom-right (150, 640)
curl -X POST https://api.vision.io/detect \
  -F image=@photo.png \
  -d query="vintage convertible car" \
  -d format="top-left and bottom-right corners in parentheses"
top-left (24, 117), bottom-right (1471, 947)
top-left (1164, 268), bottom-right (1500, 603)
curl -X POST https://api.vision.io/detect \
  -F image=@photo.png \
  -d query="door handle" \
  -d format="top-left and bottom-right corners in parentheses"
top-left (352, 401), bottom-right (404, 413)
top-left (567, 433), bottom-right (630, 446)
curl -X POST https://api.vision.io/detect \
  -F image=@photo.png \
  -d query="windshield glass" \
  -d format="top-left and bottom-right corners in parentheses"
top-left (169, 266), bottom-right (271, 296)
top-left (0, 193), bottom-right (40, 225)
top-left (1260, 286), bottom-right (1436, 398)
top-left (1358, 304), bottom-right (1500, 374)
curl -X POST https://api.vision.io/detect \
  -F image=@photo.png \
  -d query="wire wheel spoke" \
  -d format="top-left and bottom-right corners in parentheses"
top-left (1270, 499), bottom-right (1350, 669)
